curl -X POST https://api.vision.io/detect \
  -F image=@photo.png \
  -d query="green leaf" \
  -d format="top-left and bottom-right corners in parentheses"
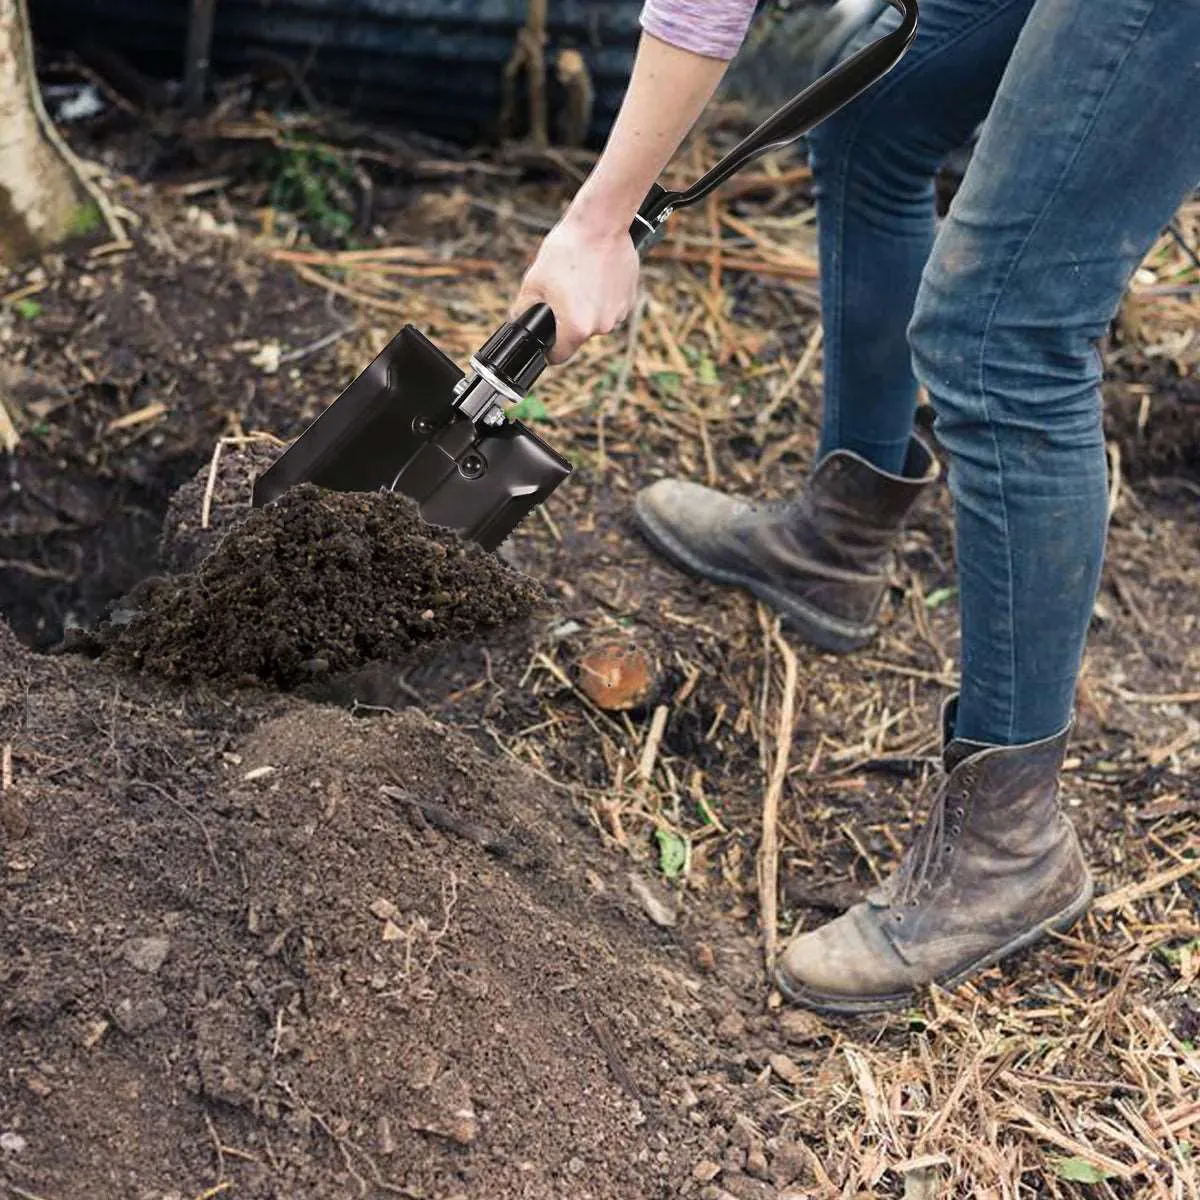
top-left (69, 202), bottom-right (103, 237)
top-left (697, 355), bottom-right (719, 386)
top-left (655, 830), bottom-right (688, 879)
top-left (13, 298), bottom-right (42, 320)
top-left (651, 371), bottom-right (682, 397)
top-left (510, 394), bottom-right (549, 423)
top-left (1053, 1157), bottom-right (1114, 1184)
top-left (924, 586), bottom-right (957, 610)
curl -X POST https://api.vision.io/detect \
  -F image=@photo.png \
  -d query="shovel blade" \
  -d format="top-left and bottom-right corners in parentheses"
top-left (252, 325), bottom-right (572, 551)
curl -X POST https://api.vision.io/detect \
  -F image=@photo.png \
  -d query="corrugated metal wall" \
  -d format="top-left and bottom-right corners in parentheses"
top-left (31, 0), bottom-right (647, 145)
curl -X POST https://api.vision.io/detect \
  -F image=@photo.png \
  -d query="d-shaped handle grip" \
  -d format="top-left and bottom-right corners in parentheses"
top-left (495, 0), bottom-right (919, 385)
top-left (630, 0), bottom-right (918, 245)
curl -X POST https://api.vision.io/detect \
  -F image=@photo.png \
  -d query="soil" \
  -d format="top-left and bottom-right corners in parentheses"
top-left (0, 620), bottom-right (797, 1200)
top-left (83, 444), bottom-right (544, 689)
top-left (2, 99), bottom-right (1198, 1200)
top-left (0, 207), bottom-right (350, 650)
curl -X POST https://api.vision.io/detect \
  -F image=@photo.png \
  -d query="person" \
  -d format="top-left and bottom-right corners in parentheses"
top-left (510, 0), bottom-right (1200, 1015)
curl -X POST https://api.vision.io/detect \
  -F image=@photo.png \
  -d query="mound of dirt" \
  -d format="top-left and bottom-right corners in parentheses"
top-left (159, 439), bottom-right (281, 574)
top-left (1, 620), bottom-right (812, 1200)
top-left (94, 445), bottom-right (546, 688)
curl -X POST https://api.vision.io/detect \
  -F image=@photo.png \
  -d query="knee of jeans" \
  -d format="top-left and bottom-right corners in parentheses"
top-left (909, 237), bottom-right (1104, 445)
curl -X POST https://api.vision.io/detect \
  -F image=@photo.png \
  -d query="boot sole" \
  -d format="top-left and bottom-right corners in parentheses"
top-left (632, 503), bottom-right (875, 655)
top-left (773, 876), bottom-right (1095, 1017)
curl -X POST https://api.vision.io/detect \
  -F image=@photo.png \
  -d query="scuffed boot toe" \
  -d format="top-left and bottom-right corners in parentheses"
top-left (774, 906), bottom-right (923, 1015)
top-left (632, 479), bottom-right (758, 578)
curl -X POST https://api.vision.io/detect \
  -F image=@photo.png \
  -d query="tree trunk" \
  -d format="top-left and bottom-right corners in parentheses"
top-left (0, 0), bottom-right (86, 261)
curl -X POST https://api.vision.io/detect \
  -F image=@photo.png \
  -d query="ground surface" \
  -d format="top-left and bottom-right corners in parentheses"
top-left (1, 93), bottom-right (1198, 1200)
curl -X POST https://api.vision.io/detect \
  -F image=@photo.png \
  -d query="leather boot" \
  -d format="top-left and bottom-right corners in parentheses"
top-left (632, 435), bottom-right (939, 653)
top-left (774, 700), bottom-right (1094, 1015)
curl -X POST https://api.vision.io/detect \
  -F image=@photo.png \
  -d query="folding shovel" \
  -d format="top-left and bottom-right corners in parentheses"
top-left (251, 0), bottom-right (918, 550)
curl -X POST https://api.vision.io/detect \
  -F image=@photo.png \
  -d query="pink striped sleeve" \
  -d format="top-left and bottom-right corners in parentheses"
top-left (639, 0), bottom-right (758, 61)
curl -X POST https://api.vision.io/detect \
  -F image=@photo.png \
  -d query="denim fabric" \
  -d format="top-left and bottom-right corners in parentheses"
top-left (807, 0), bottom-right (1200, 745)
top-left (808, 0), bottom-right (1037, 475)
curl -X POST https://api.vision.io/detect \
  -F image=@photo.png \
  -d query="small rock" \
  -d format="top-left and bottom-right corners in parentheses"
top-left (778, 1009), bottom-right (830, 1045)
top-left (370, 898), bottom-right (402, 922)
top-left (768, 1053), bottom-right (805, 1086)
top-left (716, 1010), bottom-right (746, 1041)
top-left (567, 1156), bottom-right (585, 1175)
top-left (746, 1144), bottom-right (770, 1180)
top-left (729, 1115), bottom-right (757, 1149)
top-left (377, 1115), bottom-right (396, 1155)
top-left (81, 1018), bottom-right (109, 1049)
top-left (420, 609), bottom-right (435, 621)
top-left (24, 1073), bottom-right (52, 1098)
top-left (113, 995), bottom-right (168, 1035)
top-left (723, 1147), bottom-right (747, 1173)
top-left (629, 872), bottom-right (677, 928)
top-left (578, 641), bottom-right (656, 711)
top-left (694, 941), bottom-right (717, 972)
top-left (723, 1177), bottom-right (778, 1200)
top-left (122, 935), bottom-right (171, 974)
top-left (769, 1141), bottom-right (807, 1186)
top-left (693, 1160), bottom-right (722, 1182)
top-left (1, 1131), bottom-right (27, 1154)
top-left (381, 919), bottom-right (403, 942)
top-left (243, 765), bottom-right (276, 782)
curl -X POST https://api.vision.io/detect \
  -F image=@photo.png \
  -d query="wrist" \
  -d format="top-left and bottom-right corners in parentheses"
top-left (562, 175), bottom-right (647, 241)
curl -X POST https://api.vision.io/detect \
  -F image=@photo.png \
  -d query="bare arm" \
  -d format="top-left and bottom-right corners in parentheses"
top-left (564, 33), bottom-right (730, 239)
top-left (512, 33), bottom-right (736, 363)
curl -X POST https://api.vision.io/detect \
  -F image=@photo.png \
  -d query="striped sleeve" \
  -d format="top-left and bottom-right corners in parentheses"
top-left (639, 0), bottom-right (759, 61)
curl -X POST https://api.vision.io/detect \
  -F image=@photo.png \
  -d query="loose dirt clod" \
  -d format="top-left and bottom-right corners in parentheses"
top-left (100, 447), bottom-right (545, 688)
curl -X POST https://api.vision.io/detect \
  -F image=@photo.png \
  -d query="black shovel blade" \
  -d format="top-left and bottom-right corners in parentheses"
top-left (251, 325), bottom-right (572, 552)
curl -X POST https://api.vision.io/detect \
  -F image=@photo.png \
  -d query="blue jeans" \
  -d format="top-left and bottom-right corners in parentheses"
top-left (807, 0), bottom-right (1200, 746)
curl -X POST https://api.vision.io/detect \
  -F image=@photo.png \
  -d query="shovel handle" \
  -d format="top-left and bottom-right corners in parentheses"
top-left (629, 0), bottom-right (918, 248)
top-left (501, 1), bottom-right (916, 383)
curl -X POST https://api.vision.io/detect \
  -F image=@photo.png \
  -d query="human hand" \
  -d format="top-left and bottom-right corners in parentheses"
top-left (510, 213), bottom-right (640, 364)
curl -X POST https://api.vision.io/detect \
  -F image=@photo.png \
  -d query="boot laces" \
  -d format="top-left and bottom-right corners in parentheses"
top-left (890, 770), bottom-right (970, 906)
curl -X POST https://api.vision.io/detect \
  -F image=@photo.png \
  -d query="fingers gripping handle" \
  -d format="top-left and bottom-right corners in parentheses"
top-left (487, 0), bottom-right (917, 403)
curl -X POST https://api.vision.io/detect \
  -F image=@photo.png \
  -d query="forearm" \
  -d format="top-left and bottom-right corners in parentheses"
top-left (563, 33), bottom-right (731, 238)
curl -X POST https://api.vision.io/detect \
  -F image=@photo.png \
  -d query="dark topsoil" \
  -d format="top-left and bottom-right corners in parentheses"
top-left (82, 443), bottom-right (545, 689)
top-left (0, 324), bottom-right (796, 1200)
top-left (1, 616), bottom-right (803, 1200)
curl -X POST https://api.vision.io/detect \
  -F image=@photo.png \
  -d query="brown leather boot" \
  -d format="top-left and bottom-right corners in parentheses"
top-left (774, 701), bottom-right (1094, 1014)
top-left (632, 435), bottom-right (939, 653)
